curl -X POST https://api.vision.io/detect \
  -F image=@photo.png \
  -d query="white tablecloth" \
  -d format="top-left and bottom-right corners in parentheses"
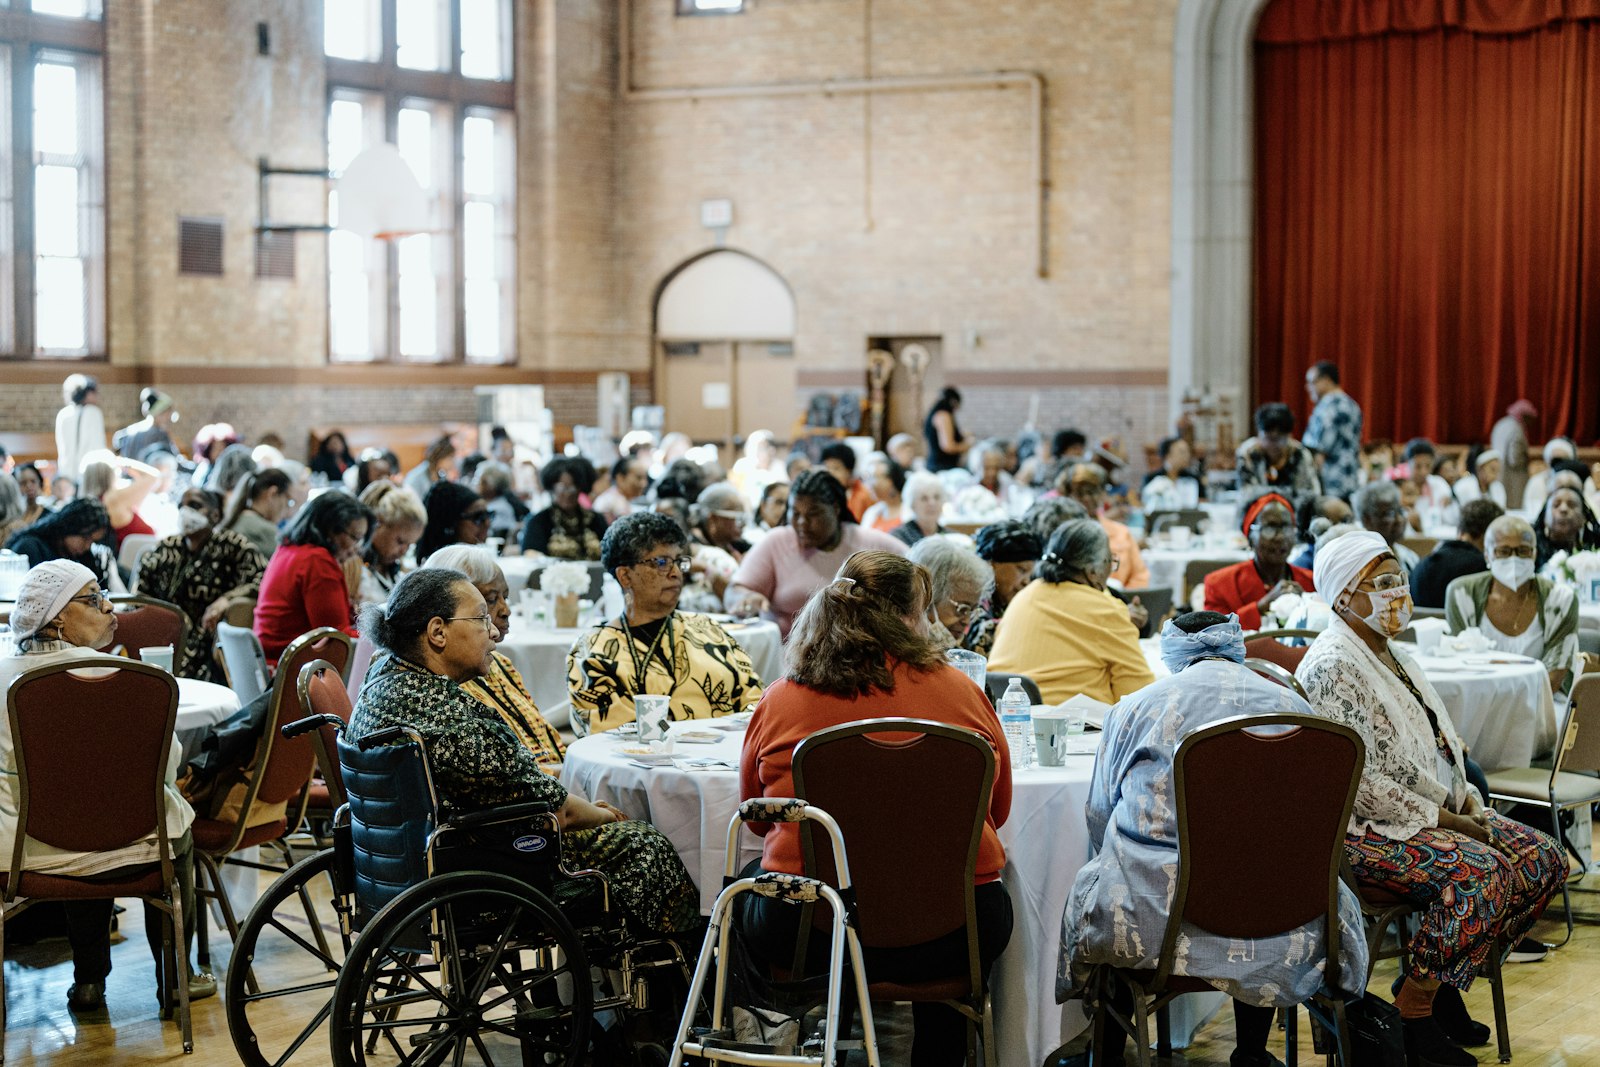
top-left (1140, 638), bottom-right (1557, 772)
top-left (1580, 602), bottom-right (1600, 632)
top-left (175, 678), bottom-right (242, 763)
top-left (1139, 546), bottom-right (1250, 602)
top-left (498, 617), bottom-right (785, 731)
top-left (562, 724), bottom-right (1218, 1067)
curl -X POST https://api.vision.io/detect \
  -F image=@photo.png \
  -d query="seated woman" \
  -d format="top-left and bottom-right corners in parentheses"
top-left (519, 456), bottom-right (606, 560)
top-left (0, 561), bottom-right (208, 1011)
top-left (728, 469), bottom-right (905, 637)
top-left (12, 462), bottom-right (51, 530)
top-left (350, 568), bottom-right (699, 935)
top-left (891, 471), bottom-right (950, 546)
top-left (1140, 435), bottom-right (1204, 510)
top-left (568, 512), bottom-right (763, 735)
top-left (986, 520), bottom-right (1155, 705)
top-left (217, 468), bottom-right (292, 561)
top-left (1535, 484), bottom-right (1600, 569)
top-left (858, 455), bottom-right (905, 534)
top-left (1452, 449), bottom-right (1506, 509)
top-left (428, 545), bottom-right (566, 767)
top-left (1202, 491), bottom-right (1314, 630)
top-left (739, 550), bottom-right (1012, 1067)
top-left (692, 481), bottom-right (751, 566)
top-left (1298, 531), bottom-right (1567, 1066)
top-left (471, 460), bottom-right (528, 545)
top-left (907, 534), bottom-right (993, 648)
top-left (5, 498), bottom-right (122, 592)
top-left (1059, 612), bottom-right (1368, 1067)
top-left (254, 491), bottom-right (372, 662)
top-left (743, 480), bottom-right (789, 547)
top-left (309, 431), bottom-right (353, 484)
top-left (417, 481), bottom-right (490, 564)
top-left (1446, 515), bottom-right (1579, 704)
top-left (356, 482), bottom-right (428, 605)
top-left (134, 488), bottom-right (264, 681)
top-left (963, 520), bottom-right (1041, 659)
top-left (78, 451), bottom-right (161, 548)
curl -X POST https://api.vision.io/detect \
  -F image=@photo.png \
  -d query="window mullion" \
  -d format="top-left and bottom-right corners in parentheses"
top-left (14, 44), bottom-right (33, 357)
top-left (452, 102), bottom-right (465, 362)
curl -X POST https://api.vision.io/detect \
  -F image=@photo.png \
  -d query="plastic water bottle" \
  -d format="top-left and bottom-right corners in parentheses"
top-left (998, 678), bottom-right (1033, 770)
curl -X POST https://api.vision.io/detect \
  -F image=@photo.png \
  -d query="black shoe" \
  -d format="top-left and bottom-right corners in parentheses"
top-left (1432, 984), bottom-right (1490, 1047)
top-left (1505, 936), bottom-right (1550, 963)
top-left (66, 982), bottom-right (105, 1014)
top-left (1403, 1015), bottom-right (1478, 1066)
top-left (1230, 1050), bottom-right (1286, 1067)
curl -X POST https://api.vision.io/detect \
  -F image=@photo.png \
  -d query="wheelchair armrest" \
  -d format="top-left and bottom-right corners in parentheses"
top-left (738, 798), bottom-right (809, 823)
top-left (449, 800), bottom-right (557, 831)
top-left (283, 713), bottom-right (344, 740)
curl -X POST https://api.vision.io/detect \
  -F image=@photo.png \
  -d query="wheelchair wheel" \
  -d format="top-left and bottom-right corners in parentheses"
top-left (328, 870), bottom-right (591, 1067)
top-left (225, 847), bottom-right (351, 1067)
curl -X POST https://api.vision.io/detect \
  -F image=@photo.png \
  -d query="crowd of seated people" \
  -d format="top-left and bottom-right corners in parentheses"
top-left (2, 362), bottom-right (1588, 1067)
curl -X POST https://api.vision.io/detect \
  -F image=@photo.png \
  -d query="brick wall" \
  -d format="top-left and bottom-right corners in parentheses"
top-left (4, 0), bottom-right (1183, 458)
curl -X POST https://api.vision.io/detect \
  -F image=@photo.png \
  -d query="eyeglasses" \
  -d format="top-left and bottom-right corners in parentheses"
top-left (446, 614), bottom-right (497, 634)
top-left (1492, 546), bottom-right (1536, 559)
top-left (1354, 572), bottom-right (1408, 593)
top-left (461, 510), bottom-right (491, 525)
top-left (942, 598), bottom-right (978, 622)
top-left (710, 510), bottom-right (747, 522)
top-left (69, 590), bottom-right (111, 608)
top-left (633, 555), bottom-right (693, 575)
top-left (1250, 521), bottom-right (1296, 537)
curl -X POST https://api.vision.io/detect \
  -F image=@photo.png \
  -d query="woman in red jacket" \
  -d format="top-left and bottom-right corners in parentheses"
top-left (1201, 490), bottom-right (1314, 629)
top-left (739, 550), bottom-right (1012, 1067)
top-left (253, 491), bottom-right (373, 662)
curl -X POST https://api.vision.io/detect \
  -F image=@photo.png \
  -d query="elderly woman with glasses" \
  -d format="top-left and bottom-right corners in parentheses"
top-left (350, 567), bottom-right (700, 935)
top-left (1297, 532), bottom-right (1567, 1065)
top-left (428, 545), bottom-right (566, 767)
top-left (0, 561), bottom-right (210, 1013)
top-left (1201, 491), bottom-right (1314, 630)
top-left (907, 535), bottom-right (993, 648)
top-left (986, 519), bottom-right (1155, 705)
top-left (568, 511), bottom-right (763, 735)
top-left (1445, 515), bottom-right (1579, 704)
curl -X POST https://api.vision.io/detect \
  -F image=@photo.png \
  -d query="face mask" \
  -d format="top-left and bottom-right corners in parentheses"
top-left (1490, 556), bottom-right (1535, 592)
top-left (1350, 585), bottom-right (1413, 638)
top-left (178, 506), bottom-right (211, 535)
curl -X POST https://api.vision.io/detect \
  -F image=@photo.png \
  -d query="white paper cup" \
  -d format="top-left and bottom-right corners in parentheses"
top-left (636, 695), bottom-right (672, 743)
top-left (139, 645), bottom-right (175, 672)
top-left (1031, 707), bottom-right (1070, 767)
top-left (1168, 525), bottom-right (1192, 550)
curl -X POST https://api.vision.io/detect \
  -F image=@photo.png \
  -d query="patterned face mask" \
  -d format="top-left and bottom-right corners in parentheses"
top-left (1352, 585), bottom-right (1413, 638)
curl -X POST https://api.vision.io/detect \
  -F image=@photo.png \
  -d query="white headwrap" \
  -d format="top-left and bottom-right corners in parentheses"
top-left (1544, 438), bottom-right (1576, 465)
top-left (1312, 529), bottom-right (1390, 608)
top-left (1472, 449), bottom-right (1502, 472)
top-left (10, 560), bottom-right (98, 641)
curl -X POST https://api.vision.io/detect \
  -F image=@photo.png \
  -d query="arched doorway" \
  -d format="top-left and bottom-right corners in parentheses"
top-left (652, 249), bottom-right (797, 450)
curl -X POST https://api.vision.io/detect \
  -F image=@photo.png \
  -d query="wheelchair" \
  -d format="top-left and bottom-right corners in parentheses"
top-left (224, 714), bottom-right (696, 1067)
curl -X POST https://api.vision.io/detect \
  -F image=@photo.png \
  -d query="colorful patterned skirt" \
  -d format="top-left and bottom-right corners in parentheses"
top-left (560, 820), bottom-right (701, 936)
top-left (1345, 812), bottom-right (1567, 988)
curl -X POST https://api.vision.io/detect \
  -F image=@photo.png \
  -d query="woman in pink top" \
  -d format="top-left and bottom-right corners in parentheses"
top-left (254, 491), bottom-right (372, 662)
top-left (725, 469), bottom-right (904, 637)
top-left (739, 550), bottom-right (1011, 1067)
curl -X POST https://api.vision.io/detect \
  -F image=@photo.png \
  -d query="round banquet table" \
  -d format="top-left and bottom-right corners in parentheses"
top-left (1139, 637), bottom-right (1556, 772)
top-left (562, 723), bottom-right (1221, 1067)
top-left (1139, 546), bottom-right (1250, 602)
top-left (497, 615), bottom-right (784, 730)
top-left (174, 677), bottom-right (242, 764)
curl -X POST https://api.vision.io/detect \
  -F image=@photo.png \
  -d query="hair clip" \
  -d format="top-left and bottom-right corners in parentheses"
top-left (832, 576), bottom-right (857, 590)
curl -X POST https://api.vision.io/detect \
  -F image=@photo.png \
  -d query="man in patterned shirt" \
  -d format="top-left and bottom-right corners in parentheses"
top-left (1302, 360), bottom-right (1364, 500)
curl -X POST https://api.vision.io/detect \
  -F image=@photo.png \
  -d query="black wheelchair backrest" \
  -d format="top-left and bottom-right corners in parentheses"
top-left (338, 730), bottom-right (439, 925)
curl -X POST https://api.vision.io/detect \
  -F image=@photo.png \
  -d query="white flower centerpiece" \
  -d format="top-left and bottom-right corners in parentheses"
top-left (541, 560), bottom-right (591, 627)
top-left (1544, 549), bottom-right (1600, 604)
top-left (1266, 591), bottom-right (1332, 632)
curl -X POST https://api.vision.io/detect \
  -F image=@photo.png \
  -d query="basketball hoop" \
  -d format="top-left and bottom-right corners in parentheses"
top-left (333, 144), bottom-right (431, 242)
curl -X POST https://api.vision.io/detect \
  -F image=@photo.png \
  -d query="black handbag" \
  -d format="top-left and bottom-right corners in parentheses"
top-left (1345, 992), bottom-right (1406, 1066)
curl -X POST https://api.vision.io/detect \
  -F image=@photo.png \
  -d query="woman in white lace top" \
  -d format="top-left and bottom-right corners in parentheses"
top-left (1296, 531), bottom-right (1566, 1067)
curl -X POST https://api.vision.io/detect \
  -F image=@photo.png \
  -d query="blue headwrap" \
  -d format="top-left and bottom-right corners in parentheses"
top-left (1159, 614), bottom-right (1246, 673)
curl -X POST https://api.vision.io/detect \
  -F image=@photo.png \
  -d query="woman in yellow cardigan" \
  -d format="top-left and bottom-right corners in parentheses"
top-left (987, 518), bottom-right (1155, 705)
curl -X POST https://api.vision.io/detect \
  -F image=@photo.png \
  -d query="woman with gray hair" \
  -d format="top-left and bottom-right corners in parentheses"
top-left (892, 471), bottom-right (950, 546)
top-left (692, 481), bottom-right (751, 563)
top-left (986, 519), bottom-right (1154, 704)
top-left (471, 459), bottom-right (527, 545)
top-left (907, 535), bottom-right (994, 647)
top-left (1444, 514), bottom-right (1580, 703)
top-left (1022, 494), bottom-right (1089, 544)
top-left (1354, 479), bottom-right (1421, 576)
top-left (427, 544), bottom-right (566, 765)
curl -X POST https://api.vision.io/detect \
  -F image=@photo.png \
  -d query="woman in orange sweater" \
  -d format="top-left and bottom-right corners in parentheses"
top-left (739, 550), bottom-right (1011, 1067)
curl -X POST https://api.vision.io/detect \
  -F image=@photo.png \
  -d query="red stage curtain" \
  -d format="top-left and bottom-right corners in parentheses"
top-left (1254, 0), bottom-right (1600, 444)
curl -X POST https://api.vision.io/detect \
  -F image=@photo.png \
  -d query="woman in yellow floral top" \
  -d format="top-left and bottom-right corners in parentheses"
top-left (428, 545), bottom-right (566, 766)
top-left (568, 512), bottom-right (764, 735)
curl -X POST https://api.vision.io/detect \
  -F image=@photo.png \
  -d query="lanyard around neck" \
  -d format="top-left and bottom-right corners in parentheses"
top-left (620, 611), bottom-right (675, 695)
